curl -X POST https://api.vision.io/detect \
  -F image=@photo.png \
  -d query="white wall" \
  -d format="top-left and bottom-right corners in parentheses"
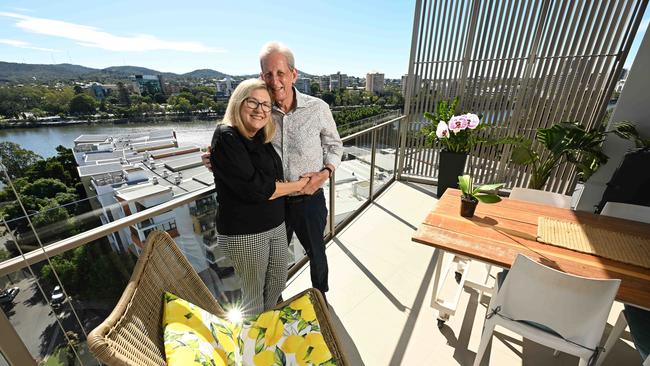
top-left (577, 26), bottom-right (650, 211)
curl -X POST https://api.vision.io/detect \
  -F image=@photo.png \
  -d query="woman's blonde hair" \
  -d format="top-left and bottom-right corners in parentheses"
top-left (221, 78), bottom-right (275, 143)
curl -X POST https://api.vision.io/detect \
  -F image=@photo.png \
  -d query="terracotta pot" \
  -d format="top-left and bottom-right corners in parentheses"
top-left (460, 196), bottom-right (478, 217)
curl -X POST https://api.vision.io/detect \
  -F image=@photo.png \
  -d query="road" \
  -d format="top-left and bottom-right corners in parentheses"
top-left (2, 277), bottom-right (62, 363)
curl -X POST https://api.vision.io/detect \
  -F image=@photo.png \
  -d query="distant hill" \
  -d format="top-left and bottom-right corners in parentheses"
top-left (102, 65), bottom-right (176, 78)
top-left (0, 62), bottom-right (229, 83)
top-left (0, 61), bottom-right (318, 84)
top-left (182, 69), bottom-right (228, 79)
top-left (0, 62), bottom-right (98, 82)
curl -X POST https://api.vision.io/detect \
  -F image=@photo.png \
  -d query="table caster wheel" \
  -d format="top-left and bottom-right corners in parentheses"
top-left (455, 271), bottom-right (462, 284)
top-left (437, 319), bottom-right (445, 329)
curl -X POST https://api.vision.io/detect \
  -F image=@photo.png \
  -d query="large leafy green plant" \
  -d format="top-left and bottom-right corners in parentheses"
top-left (612, 121), bottom-right (650, 148)
top-left (458, 174), bottom-right (504, 203)
top-left (493, 122), bottom-right (613, 189)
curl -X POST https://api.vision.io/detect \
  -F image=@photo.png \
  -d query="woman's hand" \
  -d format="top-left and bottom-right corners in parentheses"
top-left (297, 176), bottom-right (310, 192)
top-left (270, 176), bottom-right (311, 200)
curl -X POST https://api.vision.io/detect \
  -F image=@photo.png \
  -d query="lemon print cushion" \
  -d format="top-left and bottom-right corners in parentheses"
top-left (163, 292), bottom-right (237, 365)
top-left (162, 291), bottom-right (337, 366)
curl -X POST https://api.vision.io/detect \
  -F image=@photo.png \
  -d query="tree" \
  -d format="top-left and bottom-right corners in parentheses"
top-left (73, 85), bottom-right (84, 94)
top-left (117, 82), bottom-right (132, 106)
top-left (40, 242), bottom-right (136, 302)
top-left (168, 96), bottom-right (192, 113)
top-left (31, 201), bottom-right (74, 236)
top-left (214, 101), bottom-right (227, 115)
top-left (321, 92), bottom-right (336, 105)
top-left (0, 249), bottom-right (9, 262)
top-left (0, 86), bottom-right (44, 118)
top-left (68, 94), bottom-right (97, 115)
top-left (0, 142), bottom-right (43, 184)
top-left (20, 178), bottom-right (70, 199)
top-left (23, 146), bottom-right (79, 187)
top-left (310, 82), bottom-right (321, 95)
top-left (153, 93), bottom-right (167, 104)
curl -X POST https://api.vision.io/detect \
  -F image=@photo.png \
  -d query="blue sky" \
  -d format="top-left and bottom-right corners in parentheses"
top-left (0, 1), bottom-right (647, 79)
top-left (0, 1), bottom-right (416, 78)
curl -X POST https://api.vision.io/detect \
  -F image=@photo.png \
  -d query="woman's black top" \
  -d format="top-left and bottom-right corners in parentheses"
top-left (210, 124), bottom-right (284, 235)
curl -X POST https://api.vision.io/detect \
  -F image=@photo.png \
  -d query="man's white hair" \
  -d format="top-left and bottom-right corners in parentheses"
top-left (259, 41), bottom-right (295, 71)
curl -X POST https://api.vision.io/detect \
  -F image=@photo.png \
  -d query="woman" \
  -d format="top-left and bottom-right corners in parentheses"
top-left (209, 79), bottom-right (308, 315)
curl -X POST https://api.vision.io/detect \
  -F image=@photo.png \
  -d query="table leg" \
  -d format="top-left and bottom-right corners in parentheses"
top-left (430, 249), bottom-right (444, 309)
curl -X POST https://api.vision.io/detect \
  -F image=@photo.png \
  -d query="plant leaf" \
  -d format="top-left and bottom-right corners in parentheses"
top-left (474, 193), bottom-right (502, 203)
top-left (476, 183), bottom-right (505, 192)
top-left (510, 146), bottom-right (536, 165)
top-left (458, 175), bottom-right (470, 194)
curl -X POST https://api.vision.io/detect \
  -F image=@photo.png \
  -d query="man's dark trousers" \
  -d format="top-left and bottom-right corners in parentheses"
top-left (285, 189), bottom-right (328, 294)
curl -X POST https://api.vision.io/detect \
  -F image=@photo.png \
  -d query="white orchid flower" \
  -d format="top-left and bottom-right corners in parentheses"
top-left (436, 121), bottom-right (450, 138)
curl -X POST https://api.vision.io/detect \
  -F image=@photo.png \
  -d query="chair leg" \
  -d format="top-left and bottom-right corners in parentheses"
top-left (479, 264), bottom-right (492, 301)
top-left (553, 349), bottom-right (560, 357)
top-left (594, 310), bottom-right (628, 366)
top-left (473, 321), bottom-right (495, 366)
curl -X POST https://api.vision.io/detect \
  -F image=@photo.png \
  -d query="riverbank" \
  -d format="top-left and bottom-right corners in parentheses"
top-left (0, 119), bottom-right (221, 159)
top-left (0, 112), bottom-right (223, 129)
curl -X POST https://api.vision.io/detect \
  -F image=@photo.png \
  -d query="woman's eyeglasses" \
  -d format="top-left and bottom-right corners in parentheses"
top-left (244, 98), bottom-right (272, 113)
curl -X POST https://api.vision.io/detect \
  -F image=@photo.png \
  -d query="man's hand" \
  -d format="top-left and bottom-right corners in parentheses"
top-left (201, 146), bottom-right (212, 172)
top-left (300, 169), bottom-right (329, 195)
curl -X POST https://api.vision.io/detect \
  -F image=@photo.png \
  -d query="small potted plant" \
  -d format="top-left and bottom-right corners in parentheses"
top-left (457, 175), bottom-right (504, 217)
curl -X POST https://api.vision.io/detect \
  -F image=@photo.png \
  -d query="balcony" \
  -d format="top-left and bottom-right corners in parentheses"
top-left (2, 0), bottom-right (649, 362)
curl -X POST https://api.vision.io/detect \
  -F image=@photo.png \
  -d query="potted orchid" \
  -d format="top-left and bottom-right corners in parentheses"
top-left (426, 113), bottom-right (484, 152)
top-left (422, 99), bottom-right (490, 197)
top-left (458, 175), bottom-right (504, 217)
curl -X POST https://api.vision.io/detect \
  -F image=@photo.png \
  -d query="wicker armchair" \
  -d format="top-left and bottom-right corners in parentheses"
top-left (88, 231), bottom-right (348, 366)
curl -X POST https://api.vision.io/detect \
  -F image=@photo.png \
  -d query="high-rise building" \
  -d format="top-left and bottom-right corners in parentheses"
top-left (131, 74), bottom-right (165, 96)
top-left (215, 76), bottom-right (238, 99)
top-left (294, 78), bottom-right (311, 94)
top-left (366, 72), bottom-right (385, 95)
top-left (329, 72), bottom-right (348, 91)
top-left (319, 76), bottom-right (330, 92)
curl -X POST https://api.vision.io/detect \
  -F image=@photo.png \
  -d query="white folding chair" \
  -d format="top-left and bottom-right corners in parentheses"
top-left (594, 202), bottom-right (650, 366)
top-left (473, 254), bottom-right (620, 366)
top-left (509, 187), bottom-right (572, 209)
top-left (478, 187), bottom-right (572, 301)
top-left (601, 202), bottom-right (650, 223)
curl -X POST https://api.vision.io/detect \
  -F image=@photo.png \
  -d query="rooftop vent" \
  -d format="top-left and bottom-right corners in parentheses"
top-left (174, 174), bottom-right (182, 185)
top-left (152, 176), bottom-right (158, 185)
top-left (162, 170), bottom-right (169, 178)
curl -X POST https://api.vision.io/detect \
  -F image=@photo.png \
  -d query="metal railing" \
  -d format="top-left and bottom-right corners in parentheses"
top-left (0, 114), bottom-right (405, 365)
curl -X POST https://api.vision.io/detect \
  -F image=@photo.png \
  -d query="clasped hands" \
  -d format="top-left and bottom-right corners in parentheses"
top-left (201, 148), bottom-right (328, 195)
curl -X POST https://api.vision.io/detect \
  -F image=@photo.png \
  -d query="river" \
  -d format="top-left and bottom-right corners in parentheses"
top-left (0, 119), bottom-right (220, 158)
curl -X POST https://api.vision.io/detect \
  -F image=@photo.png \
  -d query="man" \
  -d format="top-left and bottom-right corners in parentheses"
top-left (203, 42), bottom-right (343, 300)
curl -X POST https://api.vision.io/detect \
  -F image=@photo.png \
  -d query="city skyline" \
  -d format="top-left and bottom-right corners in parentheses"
top-left (0, 1), bottom-right (415, 79)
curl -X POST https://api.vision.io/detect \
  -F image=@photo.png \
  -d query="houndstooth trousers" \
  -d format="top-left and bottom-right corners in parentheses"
top-left (218, 222), bottom-right (288, 316)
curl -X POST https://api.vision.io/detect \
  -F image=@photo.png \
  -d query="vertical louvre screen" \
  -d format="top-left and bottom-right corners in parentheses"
top-left (401, 0), bottom-right (647, 194)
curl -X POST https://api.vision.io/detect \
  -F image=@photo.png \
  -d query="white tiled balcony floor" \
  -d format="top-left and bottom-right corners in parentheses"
top-left (282, 181), bottom-right (642, 366)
